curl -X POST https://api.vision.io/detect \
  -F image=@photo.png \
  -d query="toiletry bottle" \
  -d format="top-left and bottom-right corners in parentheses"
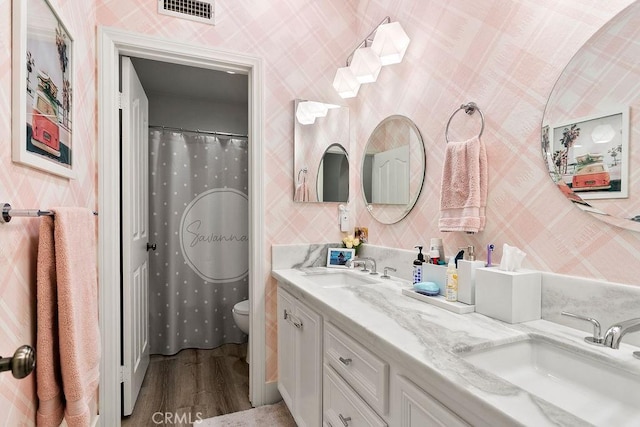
top-left (429, 250), bottom-right (439, 265)
top-left (430, 238), bottom-right (445, 263)
top-left (413, 246), bottom-right (425, 284)
top-left (445, 256), bottom-right (458, 302)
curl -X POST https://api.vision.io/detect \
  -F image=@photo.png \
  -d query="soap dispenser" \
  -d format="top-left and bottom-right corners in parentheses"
top-left (413, 246), bottom-right (425, 284)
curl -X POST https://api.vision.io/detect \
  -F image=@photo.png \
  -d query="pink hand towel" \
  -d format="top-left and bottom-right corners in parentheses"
top-left (439, 136), bottom-right (488, 233)
top-left (36, 208), bottom-right (100, 427)
top-left (294, 180), bottom-right (310, 202)
top-left (36, 216), bottom-right (64, 427)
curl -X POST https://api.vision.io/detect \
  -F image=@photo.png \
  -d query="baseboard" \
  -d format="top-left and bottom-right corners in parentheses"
top-left (263, 381), bottom-right (282, 405)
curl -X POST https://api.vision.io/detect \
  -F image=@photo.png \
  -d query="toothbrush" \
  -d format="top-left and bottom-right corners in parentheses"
top-left (486, 244), bottom-right (495, 267)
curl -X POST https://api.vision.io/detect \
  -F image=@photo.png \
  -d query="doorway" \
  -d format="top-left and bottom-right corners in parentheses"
top-left (98, 27), bottom-right (269, 426)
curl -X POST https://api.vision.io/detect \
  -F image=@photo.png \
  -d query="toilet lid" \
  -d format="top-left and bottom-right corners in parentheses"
top-left (234, 299), bottom-right (249, 315)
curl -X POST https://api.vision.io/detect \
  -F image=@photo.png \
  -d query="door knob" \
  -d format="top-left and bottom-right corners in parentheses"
top-left (146, 242), bottom-right (157, 251)
top-left (0, 345), bottom-right (35, 379)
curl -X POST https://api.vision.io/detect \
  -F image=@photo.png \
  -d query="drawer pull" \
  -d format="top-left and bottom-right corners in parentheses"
top-left (284, 310), bottom-right (303, 329)
top-left (339, 414), bottom-right (352, 426)
top-left (338, 356), bottom-right (352, 366)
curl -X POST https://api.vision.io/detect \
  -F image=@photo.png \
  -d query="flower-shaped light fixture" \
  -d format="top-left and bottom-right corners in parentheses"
top-left (295, 100), bottom-right (340, 125)
top-left (371, 21), bottom-right (411, 65)
top-left (332, 17), bottom-right (410, 98)
top-left (332, 67), bottom-right (361, 98)
top-left (349, 47), bottom-right (382, 83)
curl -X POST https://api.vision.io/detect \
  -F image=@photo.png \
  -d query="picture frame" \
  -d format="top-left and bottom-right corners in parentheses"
top-left (549, 109), bottom-right (628, 200)
top-left (12, 0), bottom-right (75, 179)
top-left (326, 248), bottom-right (355, 268)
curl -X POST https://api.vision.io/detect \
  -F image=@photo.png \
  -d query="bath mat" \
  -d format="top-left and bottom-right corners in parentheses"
top-left (199, 401), bottom-right (296, 426)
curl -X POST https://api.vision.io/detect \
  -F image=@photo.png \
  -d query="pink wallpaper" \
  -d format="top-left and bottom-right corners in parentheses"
top-left (0, 0), bottom-right (97, 424)
top-left (2, 0), bottom-right (640, 422)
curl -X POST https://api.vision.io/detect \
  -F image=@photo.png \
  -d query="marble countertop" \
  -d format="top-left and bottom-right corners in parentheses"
top-left (272, 267), bottom-right (640, 427)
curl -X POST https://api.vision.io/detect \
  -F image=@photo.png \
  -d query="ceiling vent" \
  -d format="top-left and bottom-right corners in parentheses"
top-left (158, 0), bottom-right (215, 25)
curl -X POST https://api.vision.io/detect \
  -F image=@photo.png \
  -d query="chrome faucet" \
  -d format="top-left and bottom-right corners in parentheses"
top-left (603, 318), bottom-right (640, 349)
top-left (346, 259), bottom-right (368, 272)
top-left (361, 257), bottom-right (378, 275)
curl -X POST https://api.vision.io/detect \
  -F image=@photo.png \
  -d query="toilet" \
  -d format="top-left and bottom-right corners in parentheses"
top-left (232, 299), bottom-right (250, 335)
top-left (232, 299), bottom-right (250, 362)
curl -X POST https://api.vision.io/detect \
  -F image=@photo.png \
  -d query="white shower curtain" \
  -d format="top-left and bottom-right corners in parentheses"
top-left (148, 129), bottom-right (249, 355)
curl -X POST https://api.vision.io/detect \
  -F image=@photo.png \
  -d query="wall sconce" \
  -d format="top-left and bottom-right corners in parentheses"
top-left (332, 17), bottom-right (410, 99)
top-left (296, 100), bottom-right (340, 125)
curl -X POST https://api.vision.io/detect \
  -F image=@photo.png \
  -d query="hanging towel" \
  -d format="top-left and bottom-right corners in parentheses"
top-left (294, 178), bottom-right (310, 202)
top-left (439, 136), bottom-right (488, 233)
top-left (36, 208), bottom-right (100, 427)
top-left (36, 216), bottom-right (64, 427)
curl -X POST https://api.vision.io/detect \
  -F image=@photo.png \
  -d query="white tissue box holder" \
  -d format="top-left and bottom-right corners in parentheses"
top-left (475, 268), bottom-right (541, 324)
top-left (457, 260), bottom-right (485, 305)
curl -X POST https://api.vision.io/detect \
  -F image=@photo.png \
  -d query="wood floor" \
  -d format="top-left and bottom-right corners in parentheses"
top-left (122, 343), bottom-right (252, 426)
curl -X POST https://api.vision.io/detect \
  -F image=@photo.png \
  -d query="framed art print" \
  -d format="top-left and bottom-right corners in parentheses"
top-left (326, 248), bottom-right (355, 268)
top-left (549, 110), bottom-right (628, 200)
top-left (12, 0), bottom-right (75, 179)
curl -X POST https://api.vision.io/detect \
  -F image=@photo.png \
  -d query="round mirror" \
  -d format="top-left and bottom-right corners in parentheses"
top-left (541, 2), bottom-right (640, 231)
top-left (361, 115), bottom-right (426, 224)
top-left (317, 143), bottom-right (349, 202)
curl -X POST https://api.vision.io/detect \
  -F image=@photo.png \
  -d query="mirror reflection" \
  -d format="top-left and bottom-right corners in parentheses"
top-left (317, 144), bottom-right (349, 202)
top-left (541, 2), bottom-right (640, 231)
top-left (362, 115), bottom-right (426, 224)
top-left (294, 99), bottom-right (349, 203)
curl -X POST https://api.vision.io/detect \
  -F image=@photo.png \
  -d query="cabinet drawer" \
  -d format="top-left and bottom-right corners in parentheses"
top-left (324, 364), bottom-right (387, 427)
top-left (324, 322), bottom-right (389, 414)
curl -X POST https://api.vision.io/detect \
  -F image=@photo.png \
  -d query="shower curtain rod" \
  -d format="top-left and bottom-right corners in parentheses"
top-left (149, 125), bottom-right (247, 139)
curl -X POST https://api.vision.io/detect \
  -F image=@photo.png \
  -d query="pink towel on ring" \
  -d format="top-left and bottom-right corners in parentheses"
top-left (438, 136), bottom-right (488, 233)
top-left (37, 208), bottom-right (100, 427)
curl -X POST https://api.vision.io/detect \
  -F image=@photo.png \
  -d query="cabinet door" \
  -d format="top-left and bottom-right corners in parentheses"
top-left (396, 376), bottom-right (469, 427)
top-left (296, 299), bottom-right (323, 427)
top-left (277, 288), bottom-right (296, 410)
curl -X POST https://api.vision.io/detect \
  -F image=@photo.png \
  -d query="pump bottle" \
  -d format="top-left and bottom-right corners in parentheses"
top-left (413, 246), bottom-right (425, 284)
top-left (445, 256), bottom-right (458, 302)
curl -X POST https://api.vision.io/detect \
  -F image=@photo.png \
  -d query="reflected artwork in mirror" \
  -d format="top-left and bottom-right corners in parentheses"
top-left (362, 115), bottom-right (426, 224)
top-left (542, 2), bottom-right (640, 232)
top-left (294, 99), bottom-right (350, 203)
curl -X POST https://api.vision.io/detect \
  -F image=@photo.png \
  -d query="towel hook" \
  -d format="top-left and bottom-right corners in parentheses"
top-left (445, 102), bottom-right (485, 143)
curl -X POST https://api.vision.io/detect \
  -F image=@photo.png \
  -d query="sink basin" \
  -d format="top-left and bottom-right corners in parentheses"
top-left (303, 271), bottom-right (380, 288)
top-left (460, 337), bottom-right (640, 426)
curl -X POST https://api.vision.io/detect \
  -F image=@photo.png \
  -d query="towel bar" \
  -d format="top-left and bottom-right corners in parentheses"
top-left (445, 102), bottom-right (485, 143)
top-left (1, 202), bottom-right (98, 223)
top-left (0, 345), bottom-right (35, 379)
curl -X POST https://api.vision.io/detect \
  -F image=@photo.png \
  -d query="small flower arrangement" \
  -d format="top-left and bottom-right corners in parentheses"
top-left (342, 234), bottom-right (362, 255)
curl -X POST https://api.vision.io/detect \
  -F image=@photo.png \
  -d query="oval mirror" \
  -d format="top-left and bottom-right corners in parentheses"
top-left (361, 115), bottom-right (426, 224)
top-left (541, 2), bottom-right (640, 231)
top-left (317, 143), bottom-right (349, 202)
top-left (294, 99), bottom-right (349, 203)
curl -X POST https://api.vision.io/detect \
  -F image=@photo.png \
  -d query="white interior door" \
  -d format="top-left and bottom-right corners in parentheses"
top-left (121, 56), bottom-right (150, 416)
top-left (372, 145), bottom-right (410, 204)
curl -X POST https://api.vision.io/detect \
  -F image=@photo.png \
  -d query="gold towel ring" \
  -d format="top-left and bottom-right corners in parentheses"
top-left (445, 102), bottom-right (485, 143)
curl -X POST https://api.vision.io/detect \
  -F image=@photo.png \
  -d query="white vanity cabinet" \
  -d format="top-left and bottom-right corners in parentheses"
top-left (393, 375), bottom-right (469, 427)
top-left (277, 287), bottom-right (323, 427)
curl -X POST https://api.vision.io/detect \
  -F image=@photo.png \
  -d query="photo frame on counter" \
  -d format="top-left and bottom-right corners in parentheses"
top-left (326, 248), bottom-right (355, 268)
top-left (12, 0), bottom-right (75, 179)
